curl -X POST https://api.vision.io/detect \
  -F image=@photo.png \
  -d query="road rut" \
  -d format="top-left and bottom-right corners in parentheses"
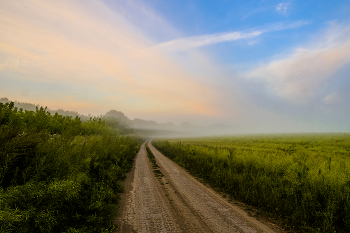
top-left (117, 140), bottom-right (277, 233)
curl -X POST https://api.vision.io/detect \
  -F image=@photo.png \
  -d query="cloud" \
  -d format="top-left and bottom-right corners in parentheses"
top-left (0, 0), bottom-right (223, 119)
top-left (107, 0), bottom-right (181, 41)
top-left (324, 92), bottom-right (340, 104)
top-left (152, 21), bottom-right (309, 51)
top-left (247, 23), bottom-right (350, 103)
top-left (247, 40), bottom-right (259, 45)
top-left (153, 31), bottom-right (263, 51)
top-left (275, 3), bottom-right (290, 14)
top-left (242, 7), bottom-right (266, 20)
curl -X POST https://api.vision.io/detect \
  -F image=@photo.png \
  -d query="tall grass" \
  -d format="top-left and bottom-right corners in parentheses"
top-left (0, 102), bottom-right (140, 232)
top-left (153, 134), bottom-right (350, 232)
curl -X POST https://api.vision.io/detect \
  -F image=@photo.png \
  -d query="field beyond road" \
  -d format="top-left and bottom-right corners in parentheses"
top-left (117, 141), bottom-right (276, 232)
top-left (153, 134), bottom-right (350, 232)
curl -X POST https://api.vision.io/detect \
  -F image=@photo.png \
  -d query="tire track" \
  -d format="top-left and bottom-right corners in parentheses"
top-left (120, 141), bottom-right (180, 233)
top-left (148, 141), bottom-right (276, 233)
top-left (118, 141), bottom-right (277, 233)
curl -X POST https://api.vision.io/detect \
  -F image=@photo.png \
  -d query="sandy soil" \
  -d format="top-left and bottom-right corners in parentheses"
top-left (117, 140), bottom-right (281, 233)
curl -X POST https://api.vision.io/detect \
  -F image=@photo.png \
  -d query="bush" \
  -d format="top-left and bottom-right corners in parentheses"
top-left (0, 102), bottom-right (140, 232)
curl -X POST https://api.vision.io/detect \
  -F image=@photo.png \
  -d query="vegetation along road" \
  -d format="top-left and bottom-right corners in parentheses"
top-left (117, 140), bottom-right (276, 233)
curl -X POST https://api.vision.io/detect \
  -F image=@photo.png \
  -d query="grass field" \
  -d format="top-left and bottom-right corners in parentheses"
top-left (153, 134), bottom-right (350, 232)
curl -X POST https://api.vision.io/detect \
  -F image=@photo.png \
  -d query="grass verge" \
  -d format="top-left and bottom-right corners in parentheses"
top-left (153, 134), bottom-right (350, 232)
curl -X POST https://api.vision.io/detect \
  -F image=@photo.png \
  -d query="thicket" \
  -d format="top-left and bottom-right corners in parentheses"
top-left (0, 102), bottom-right (140, 232)
top-left (153, 134), bottom-right (350, 232)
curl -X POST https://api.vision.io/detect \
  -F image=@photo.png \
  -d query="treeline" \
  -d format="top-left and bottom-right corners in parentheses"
top-left (0, 97), bottom-right (88, 120)
top-left (153, 136), bottom-right (350, 232)
top-left (0, 98), bottom-right (134, 135)
top-left (0, 102), bottom-right (140, 232)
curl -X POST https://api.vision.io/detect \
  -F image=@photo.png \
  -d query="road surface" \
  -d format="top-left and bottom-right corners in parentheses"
top-left (117, 140), bottom-right (278, 233)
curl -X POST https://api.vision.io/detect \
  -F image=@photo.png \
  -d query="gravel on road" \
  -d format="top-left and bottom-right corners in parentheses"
top-left (117, 140), bottom-right (278, 233)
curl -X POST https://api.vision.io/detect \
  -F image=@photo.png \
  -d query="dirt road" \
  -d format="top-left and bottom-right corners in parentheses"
top-left (117, 140), bottom-right (278, 233)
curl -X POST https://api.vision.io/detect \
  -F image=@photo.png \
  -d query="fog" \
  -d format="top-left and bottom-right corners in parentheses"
top-left (2, 97), bottom-right (349, 138)
top-left (1, 1), bottom-right (350, 135)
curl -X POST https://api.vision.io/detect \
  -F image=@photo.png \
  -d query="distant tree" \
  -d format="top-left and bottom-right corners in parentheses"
top-left (0, 97), bottom-right (9, 103)
top-left (180, 122), bottom-right (191, 127)
top-left (105, 110), bottom-right (130, 123)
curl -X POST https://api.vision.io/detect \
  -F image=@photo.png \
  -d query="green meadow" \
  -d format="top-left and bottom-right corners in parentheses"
top-left (0, 102), bottom-right (140, 232)
top-left (153, 134), bottom-right (350, 232)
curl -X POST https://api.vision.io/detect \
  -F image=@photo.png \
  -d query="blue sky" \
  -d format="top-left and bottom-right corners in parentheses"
top-left (1, 0), bottom-right (350, 132)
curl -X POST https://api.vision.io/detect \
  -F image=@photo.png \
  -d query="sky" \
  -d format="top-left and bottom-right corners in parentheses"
top-left (1, 0), bottom-right (350, 133)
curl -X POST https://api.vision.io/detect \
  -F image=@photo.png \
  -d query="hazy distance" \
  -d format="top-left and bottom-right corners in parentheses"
top-left (1, 0), bottom-right (350, 134)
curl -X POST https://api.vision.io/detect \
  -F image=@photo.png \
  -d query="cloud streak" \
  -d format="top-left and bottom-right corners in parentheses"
top-left (154, 31), bottom-right (263, 51)
top-left (153, 20), bottom-right (309, 51)
top-left (0, 0), bottom-right (223, 119)
top-left (248, 23), bottom-right (350, 103)
top-left (275, 3), bottom-right (290, 14)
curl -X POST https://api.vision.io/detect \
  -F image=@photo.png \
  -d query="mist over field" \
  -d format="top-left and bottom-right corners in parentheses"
top-left (2, 2), bottom-right (350, 231)
top-left (1, 0), bottom-right (350, 134)
top-left (0, 97), bottom-right (236, 137)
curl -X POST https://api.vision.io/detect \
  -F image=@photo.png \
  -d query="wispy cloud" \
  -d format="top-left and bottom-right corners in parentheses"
top-left (324, 92), bottom-right (340, 104)
top-left (0, 0), bottom-right (223, 118)
top-left (153, 20), bottom-right (309, 51)
top-left (275, 3), bottom-right (290, 15)
top-left (247, 23), bottom-right (350, 103)
top-left (154, 31), bottom-right (263, 51)
top-left (241, 6), bottom-right (267, 20)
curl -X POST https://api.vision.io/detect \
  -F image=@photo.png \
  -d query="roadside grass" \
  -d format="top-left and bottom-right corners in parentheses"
top-left (153, 134), bottom-right (350, 232)
top-left (0, 102), bottom-right (140, 232)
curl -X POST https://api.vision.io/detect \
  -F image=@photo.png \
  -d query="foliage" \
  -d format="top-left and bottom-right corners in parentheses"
top-left (0, 97), bottom-right (91, 121)
top-left (0, 102), bottom-right (140, 232)
top-left (153, 134), bottom-right (350, 232)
